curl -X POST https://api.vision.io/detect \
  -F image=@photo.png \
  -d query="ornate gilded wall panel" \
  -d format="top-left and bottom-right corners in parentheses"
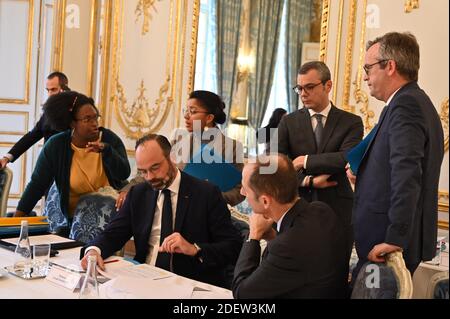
top-left (109, 0), bottom-right (197, 148)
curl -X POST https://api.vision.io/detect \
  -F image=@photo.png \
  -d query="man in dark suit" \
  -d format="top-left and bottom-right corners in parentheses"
top-left (81, 134), bottom-right (242, 288)
top-left (347, 32), bottom-right (444, 277)
top-left (232, 154), bottom-right (348, 298)
top-left (0, 72), bottom-right (70, 169)
top-left (277, 61), bottom-right (363, 269)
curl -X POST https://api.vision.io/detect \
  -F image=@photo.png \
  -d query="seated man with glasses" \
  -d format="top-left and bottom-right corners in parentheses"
top-left (13, 92), bottom-right (130, 229)
top-left (278, 61), bottom-right (363, 294)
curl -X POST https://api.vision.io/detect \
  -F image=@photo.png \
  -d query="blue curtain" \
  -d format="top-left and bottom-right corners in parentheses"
top-left (285, 0), bottom-right (312, 112)
top-left (216, 0), bottom-right (242, 124)
top-left (248, 0), bottom-right (284, 129)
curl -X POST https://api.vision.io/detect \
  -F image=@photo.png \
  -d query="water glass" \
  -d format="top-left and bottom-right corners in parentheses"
top-left (32, 244), bottom-right (51, 276)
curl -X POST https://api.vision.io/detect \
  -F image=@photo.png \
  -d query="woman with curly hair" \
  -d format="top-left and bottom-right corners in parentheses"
top-left (13, 91), bottom-right (130, 228)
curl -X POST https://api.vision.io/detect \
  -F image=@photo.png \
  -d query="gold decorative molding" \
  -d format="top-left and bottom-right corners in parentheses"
top-left (440, 98), bottom-right (449, 152)
top-left (0, 111), bottom-right (29, 135)
top-left (87, 0), bottom-right (100, 97)
top-left (342, 0), bottom-right (357, 113)
top-left (319, 0), bottom-right (330, 62)
top-left (187, 0), bottom-right (200, 96)
top-left (113, 79), bottom-right (171, 139)
top-left (352, 0), bottom-right (374, 132)
top-left (51, 0), bottom-right (67, 71)
top-left (135, 0), bottom-right (161, 36)
top-left (332, 0), bottom-right (344, 103)
top-left (0, 0), bottom-right (34, 104)
top-left (176, 0), bottom-right (188, 129)
top-left (110, 0), bottom-right (183, 137)
top-left (404, 0), bottom-right (419, 13)
top-left (438, 191), bottom-right (448, 230)
top-left (98, 0), bottom-right (113, 123)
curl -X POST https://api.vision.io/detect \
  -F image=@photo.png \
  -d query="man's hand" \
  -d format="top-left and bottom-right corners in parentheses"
top-left (346, 163), bottom-right (356, 185)
top-left (0, 157), bottom-right (9, 169)
top-left (115, 191), bottom-right (128, 210)
top-left (292, 156), bottom-right (306, 171)
top-left (313, 174), bottom-right (338, 189)
top-left (367, 243), bottom-right (402, 263)
top-left (158, 232), bottom-right (197, 256)
top-left (13, 211), bottom-right (27, 217)
top-left (249, 213), bottom-right (274, 241)
top-left (86, 141), bottom-right (105, 153)
top-left (80, 249), bottom-right (105, 271)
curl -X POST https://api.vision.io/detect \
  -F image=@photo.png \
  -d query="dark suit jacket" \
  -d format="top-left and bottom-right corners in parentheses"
top-left (277, 105), bottom-right (364, 229)
top-left (232, 198), bottom-right (348, 298)
top-left (8, 115), bottom-right (59, 162)
top-left (86, 172), bottom-right (243, 288)
top-left (353, 82), bottom-right (444, 270)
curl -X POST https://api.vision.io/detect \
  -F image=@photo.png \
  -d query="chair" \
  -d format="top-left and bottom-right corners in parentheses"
top-left (0, 167), bottom-right (13, 217)
top-left (42, 182), bottom-right (67, 231)
top-left (351, 251), bottom-right (413, 299)
top-left (425, 270), bottom-right (449, 299)
top-left (69, 186), bottom-right (119, 244)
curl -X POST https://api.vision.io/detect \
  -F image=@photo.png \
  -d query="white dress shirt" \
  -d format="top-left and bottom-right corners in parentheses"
top-left (146, 169), bottom-right (181, 265)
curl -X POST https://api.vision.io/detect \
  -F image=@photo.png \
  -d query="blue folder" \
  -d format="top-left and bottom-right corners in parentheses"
top-left (183, 145), bottom-right (242, 192)
top-left (346, 125), bottom-right (378, 175)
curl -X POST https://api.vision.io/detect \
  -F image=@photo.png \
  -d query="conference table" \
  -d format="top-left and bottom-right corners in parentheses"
top-left (0, 239), bottom-right (233, 299)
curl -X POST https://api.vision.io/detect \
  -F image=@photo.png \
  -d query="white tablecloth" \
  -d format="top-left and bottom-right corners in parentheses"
top-left (0, 240), bottom-right (232, 299)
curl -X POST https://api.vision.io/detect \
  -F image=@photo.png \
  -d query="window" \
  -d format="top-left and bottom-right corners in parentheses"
top-left (194, 0), bottom-right (217, 92)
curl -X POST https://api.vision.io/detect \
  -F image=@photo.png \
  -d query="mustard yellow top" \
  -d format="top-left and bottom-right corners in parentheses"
top-left (68, 142), bottom-right (110, 216)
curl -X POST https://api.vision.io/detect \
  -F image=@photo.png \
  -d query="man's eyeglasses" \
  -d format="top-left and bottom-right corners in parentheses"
top-left (363, 59), bottom-right (388, 75)
top-left (292, 81), bottom-right (324, 95)
top-left (75, 114), bottom-right (101, 124)
top-left (182, 108), bottom-right (210, 117)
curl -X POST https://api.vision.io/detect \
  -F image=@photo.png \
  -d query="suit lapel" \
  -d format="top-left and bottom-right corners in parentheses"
top-left (141, 187), bottom-right (159, 244)
top-left (318, 105), bottom-right (340, 153)
top-left (174, 172), bottom-right (191, 232)
top-left (298, 109), bottom-right (317, 153)
top-left (361, 104), bottom-right (389, 161)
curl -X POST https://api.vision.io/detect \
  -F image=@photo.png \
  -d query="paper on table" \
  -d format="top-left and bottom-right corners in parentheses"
top-left (191, 286), bottom-right (233, 299)
top-left (2, 234), bottom-right (75, 245)
top-left (98, 262), bottom-right (173, 280)
top-left (102, 275), bottom-right (193, 299)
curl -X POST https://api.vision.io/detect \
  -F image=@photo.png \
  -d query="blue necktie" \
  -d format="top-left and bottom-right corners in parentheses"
top-left (155, 189), bottom-right (173, 271)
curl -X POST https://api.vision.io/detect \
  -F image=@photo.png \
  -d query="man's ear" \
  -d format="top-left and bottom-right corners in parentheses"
top-left (260, 194), bottom-right (271, 209)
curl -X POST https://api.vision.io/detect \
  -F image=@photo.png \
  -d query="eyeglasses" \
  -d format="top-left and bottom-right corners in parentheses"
top-left (75, 114), bottom-right (101, 124)
top-left (363, 59), bottom-right (388, 75)
top-left (292, 82), bottom-right (324, 95)
top-left (136, 161), bottom-right (163, 177)
top-left (182, 107), bottom-right (210, 117)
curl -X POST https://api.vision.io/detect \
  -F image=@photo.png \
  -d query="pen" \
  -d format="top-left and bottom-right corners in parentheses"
top-left (104, 259), bottom-right (120, 264)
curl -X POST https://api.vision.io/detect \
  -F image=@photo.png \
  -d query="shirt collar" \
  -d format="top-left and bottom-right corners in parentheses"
top-left (386, 87), bottom-right (401, 106)
top-left (165, 168), bottom-right (181, 195)
top-left (308, 102), bottom-right (332, 118)
top-left (276, 202), bottom-right (297, 232)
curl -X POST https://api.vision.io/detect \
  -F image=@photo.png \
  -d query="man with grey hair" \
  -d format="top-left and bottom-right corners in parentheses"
top-left (277, 61), bottom-right (363, 283)
top-left (347, 32), bottom-right (444, 278)
top-left (232, 154), bottom-right (348, 298)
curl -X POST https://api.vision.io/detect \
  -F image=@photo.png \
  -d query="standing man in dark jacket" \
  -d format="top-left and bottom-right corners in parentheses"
top-left (1, 72), bottom-right (70, 169)
top-left (277, 61), bottom-right (363, 275)
top-left (347, 32), bottom-right (444, 277)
